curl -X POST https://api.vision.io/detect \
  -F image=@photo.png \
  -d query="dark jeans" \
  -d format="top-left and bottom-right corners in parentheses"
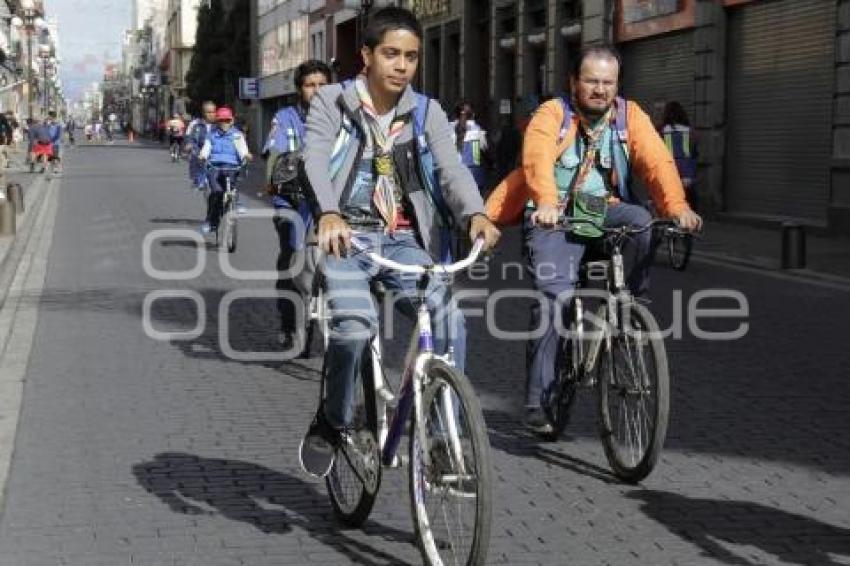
top-left (273, 215), bottom-right (301, 335)
top-left (205, 169), bottom-right (239, 227)
top-left (522, 202), bottom-right (653, 409)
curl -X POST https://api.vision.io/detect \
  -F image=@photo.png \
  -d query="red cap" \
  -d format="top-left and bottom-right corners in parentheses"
top-left (215, 107), bottom-right (234, 121)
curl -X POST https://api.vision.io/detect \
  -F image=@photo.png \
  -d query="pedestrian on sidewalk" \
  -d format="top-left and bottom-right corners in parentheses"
top-left (450, 100), bottom-right (489, 197)
top-left (0, 112), bottom-right (13, 175)
top-left (658, 101), bottom-right (699, 212)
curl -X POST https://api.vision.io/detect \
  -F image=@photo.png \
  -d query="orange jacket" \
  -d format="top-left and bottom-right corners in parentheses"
top-left (485, 98), bottom-right (690, 225)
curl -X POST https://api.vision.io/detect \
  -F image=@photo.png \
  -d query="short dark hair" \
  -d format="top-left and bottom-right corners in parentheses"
top-left (453, 100), bottom-right (474, 121)
top-left (571, 45), bottom-right (622, 79)
top-left (294, 59), bottom-right (332, 90)
top-left (362, 7), bottom-right (422, 50)
top-left (661, 101), bottom-right (691, 127)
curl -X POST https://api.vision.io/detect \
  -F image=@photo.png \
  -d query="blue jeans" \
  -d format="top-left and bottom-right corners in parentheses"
top-left (189, 153), bottom-right (206, 186)
top-left (322, 231), bottom-right (466, 428)
top-left (523, 202), bottom-right (653, 409)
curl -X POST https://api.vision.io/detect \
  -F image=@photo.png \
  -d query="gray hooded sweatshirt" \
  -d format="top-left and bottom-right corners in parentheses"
top-left (301, 82), bottom-right (485, 259)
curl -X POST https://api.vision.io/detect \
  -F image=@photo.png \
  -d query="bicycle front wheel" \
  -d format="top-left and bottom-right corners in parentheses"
top-left (220, 198), bottom-right (237, 253)
top-left (667, 232), bottom-right (693, 271)
top-left (598, 301), bottom-right (669, 483)
top-left (326, 346), bottom-right (381, 527)
top-left (409, 359), bottom-right (492, 566)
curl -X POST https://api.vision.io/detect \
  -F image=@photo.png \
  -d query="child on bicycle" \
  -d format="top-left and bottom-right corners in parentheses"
top-left (198, 107), bottom-right (252, 234)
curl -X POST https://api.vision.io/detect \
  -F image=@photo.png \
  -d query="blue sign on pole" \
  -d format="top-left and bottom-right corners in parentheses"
top-left (239, 78), bottom-right (259, 100)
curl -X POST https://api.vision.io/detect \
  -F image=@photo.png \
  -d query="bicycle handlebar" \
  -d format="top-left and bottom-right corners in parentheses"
top-left (204, 161), bottom-right (247, 173)
top-left (350, 235), bottom-right (485, 275)
top-left (556, 216), bottom-right (693, 236)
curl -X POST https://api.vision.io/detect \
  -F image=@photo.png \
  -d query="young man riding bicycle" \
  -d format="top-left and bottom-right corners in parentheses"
top-left (485, 45), bottom-right (702, 436)
top-left (299, 7), bottom-right (500, 470)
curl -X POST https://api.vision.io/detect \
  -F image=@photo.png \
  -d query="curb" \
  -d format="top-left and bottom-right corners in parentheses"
top-left (0, 173), bottom-right (50, 297)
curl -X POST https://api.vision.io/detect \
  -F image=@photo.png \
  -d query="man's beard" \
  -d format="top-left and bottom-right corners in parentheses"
top-left (575, 98), bottom-right (612, 120)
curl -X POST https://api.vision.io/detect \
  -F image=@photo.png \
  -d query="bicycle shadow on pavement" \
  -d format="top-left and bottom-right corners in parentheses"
top-left (132, 452), bottom-right (415, 565)
top-left (629, 490), bottom-right (850, 566)
top-left (144, 286), bottom-right (321, 374)
top-left (483, 408), bottom-right (623, 486)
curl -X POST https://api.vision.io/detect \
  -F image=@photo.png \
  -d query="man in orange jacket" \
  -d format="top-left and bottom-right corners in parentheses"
top-left (485, 45), bottom-right (702, 435)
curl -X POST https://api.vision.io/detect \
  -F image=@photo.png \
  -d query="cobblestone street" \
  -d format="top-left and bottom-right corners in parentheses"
top-left (0, 142), bottom-right (847, 565)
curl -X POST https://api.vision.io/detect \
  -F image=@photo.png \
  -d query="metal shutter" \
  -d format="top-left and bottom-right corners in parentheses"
top-left (620, 30), bottom-right (695, 123)
top-left (725, 0), bottom-right (834, 223)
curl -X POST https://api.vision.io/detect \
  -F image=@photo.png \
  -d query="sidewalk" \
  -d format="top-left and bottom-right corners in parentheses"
top-left (0, 150), bottom-right (52, 279)
top-left (693, 219), bottom-right (850, 283)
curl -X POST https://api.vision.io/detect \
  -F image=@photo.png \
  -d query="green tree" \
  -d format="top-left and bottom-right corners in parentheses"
top-left (185, 0), bottom-right (249, 114)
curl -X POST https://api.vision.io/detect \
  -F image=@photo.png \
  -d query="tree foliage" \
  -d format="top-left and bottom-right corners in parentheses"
top-left (185, 0), bottom-right (250, 114)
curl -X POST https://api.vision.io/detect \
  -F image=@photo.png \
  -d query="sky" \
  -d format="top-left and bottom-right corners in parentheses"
top-left (50, 0), bottom-right (131, 102)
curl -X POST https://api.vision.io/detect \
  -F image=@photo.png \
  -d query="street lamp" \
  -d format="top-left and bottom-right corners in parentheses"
top-left (11, 0), bottom-right (45, 121)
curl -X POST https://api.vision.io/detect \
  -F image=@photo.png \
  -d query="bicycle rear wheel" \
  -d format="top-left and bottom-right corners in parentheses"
top-left (326, 345), bottom-right (381, 527)
top-left (667, 232), bottom-right (693, 271)
top-left (409, 359), bottom-right (492, 566)
top-left (598, 301), bottom-right (669, 483)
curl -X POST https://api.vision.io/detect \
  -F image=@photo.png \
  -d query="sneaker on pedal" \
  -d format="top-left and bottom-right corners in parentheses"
top-left (200, 222), bottom-right (212, 234)
top-left (299, 413), bottom-right (342, 478)
top-left (524, 407), bottom-right (554, 437)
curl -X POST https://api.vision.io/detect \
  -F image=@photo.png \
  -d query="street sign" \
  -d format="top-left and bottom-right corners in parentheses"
top-left (239, 77), bottom-right (259, 100)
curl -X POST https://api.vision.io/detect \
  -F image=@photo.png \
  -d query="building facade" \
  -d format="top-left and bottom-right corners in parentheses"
top-left (163, 0), bottom-right (201, 116)
top-left (247, 0), bottom-right (848, 232)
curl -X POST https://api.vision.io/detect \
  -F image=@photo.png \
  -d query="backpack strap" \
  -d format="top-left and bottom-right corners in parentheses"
top-left (611, 97), bottom-right (632, 200)
top-left (412, 92), bottom-right (454, 262)
top-left (557, 96), bottom-right (573, 145)
top-left (328, 97), bottom-right (360, 181)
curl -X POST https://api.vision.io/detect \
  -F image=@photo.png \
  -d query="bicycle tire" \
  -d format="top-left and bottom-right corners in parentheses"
top-left (597, 301), bottom-right (669, 483)
top-left (409, 359), bottom-right (492, 566)
top-left (326, 346), bottom-right (381, 527)
top-left (221, 198), bottom-right (237, 253)
top-left (667, 232), bottom-right (693, 271)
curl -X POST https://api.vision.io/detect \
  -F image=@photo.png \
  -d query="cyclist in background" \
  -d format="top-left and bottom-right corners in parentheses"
top-left (263, 59), bottom-right (331, 350)
top-left (198, 107), bottom-right (252, 234)
top-left (186, 101), bottom-right (217, 190)
top-left (167, 113), bottom-right (186, 159)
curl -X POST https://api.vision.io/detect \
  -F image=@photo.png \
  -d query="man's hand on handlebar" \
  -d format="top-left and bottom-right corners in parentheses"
top-left (317, 213), bottom-right (352, 258)
top-left (469, 214), bottom-right (501, 252)
top-left (675, 209), bottom-right (703, 233)
top-left (530, 204), bottom-right (560, 228)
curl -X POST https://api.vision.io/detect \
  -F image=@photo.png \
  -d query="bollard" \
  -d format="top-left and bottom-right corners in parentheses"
top-left (6, 182), bottom-right (23, 213)
top-left (781, 221), bottom-right (806, 269)
top-left (0, 190), bottom-right (15, 236)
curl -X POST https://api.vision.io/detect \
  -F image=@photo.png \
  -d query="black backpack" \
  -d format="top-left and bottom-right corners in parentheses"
top-left (270, 149), bottom-right (305, 203)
